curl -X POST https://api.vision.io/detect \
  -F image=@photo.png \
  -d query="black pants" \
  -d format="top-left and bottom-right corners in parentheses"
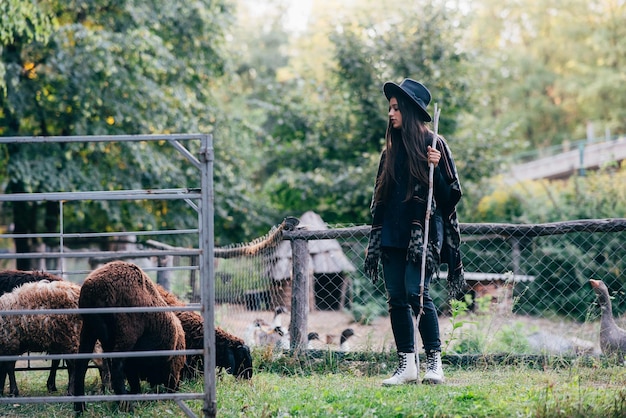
top-left (382, 247), bottom-right (441, 353)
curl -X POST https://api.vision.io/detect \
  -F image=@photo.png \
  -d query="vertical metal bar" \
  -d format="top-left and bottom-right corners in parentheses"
top-left (289, 238), bottom-right (309, 352)
top-left (199, 134), bottom-right (216, 418)
top-left (59, 201), bottom-right (65, 277)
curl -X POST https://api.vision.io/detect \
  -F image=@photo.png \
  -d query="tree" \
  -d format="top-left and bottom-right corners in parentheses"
top-left (256, 0), bottom-right (473, 225)
top-left (0, 0), bottom-right (246, 268)
top-left (462, 0), bottom-right (626, 150)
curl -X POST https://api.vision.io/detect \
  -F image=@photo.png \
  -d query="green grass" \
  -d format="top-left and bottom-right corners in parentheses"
top-left (1, 355), bottom-right (626, 417)
top-left (216, 366), bottom-right (626, 418)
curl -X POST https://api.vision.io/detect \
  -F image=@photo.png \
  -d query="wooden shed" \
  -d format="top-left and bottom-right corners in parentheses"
top-left (463, 271), bottom-right (535, 313)
top-left (265, 211), bottom-right (356, 311)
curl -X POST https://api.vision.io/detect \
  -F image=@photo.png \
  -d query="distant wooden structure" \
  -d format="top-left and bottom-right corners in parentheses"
top-left (463, 271), bottom-right (535, 312)
top-left (265, 211), bottom-right (356, 311)
top-left (508, 137), bottom-right (626, 182)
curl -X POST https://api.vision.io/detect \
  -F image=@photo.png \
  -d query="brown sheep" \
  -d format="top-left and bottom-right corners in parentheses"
top-left (73, 261), bottom-right (186, 413)
top-left (0, 270), bottom-right (64, 395)
top-left (0, 280), bottom-right (81, 397)
top-left (0, 270), bottom-right (110, 397)
top-left (156, 284), bottom-right (253, 380)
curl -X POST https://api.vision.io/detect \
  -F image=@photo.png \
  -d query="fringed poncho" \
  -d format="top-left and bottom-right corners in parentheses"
top-left (364, 135), bottom-right (467, 300)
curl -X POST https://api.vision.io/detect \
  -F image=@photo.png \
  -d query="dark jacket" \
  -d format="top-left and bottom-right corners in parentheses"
top-left (364, 134), bottom-right (466, 299)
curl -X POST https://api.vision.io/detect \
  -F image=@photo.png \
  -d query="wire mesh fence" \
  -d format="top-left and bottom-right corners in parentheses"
top-left (214, 214), bottom-right (626, 358)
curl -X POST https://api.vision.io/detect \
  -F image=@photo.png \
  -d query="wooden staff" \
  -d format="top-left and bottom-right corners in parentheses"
top-left (417, 103), bottom-right (440, 320)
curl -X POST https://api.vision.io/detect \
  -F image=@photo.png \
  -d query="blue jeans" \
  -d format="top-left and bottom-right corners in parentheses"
top-left (382, 247), bottom-right (441, 353)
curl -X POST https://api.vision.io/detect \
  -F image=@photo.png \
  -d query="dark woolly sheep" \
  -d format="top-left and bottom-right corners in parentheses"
top-left (0, 270), bottom-right (64, 295)
top-left (0, 270), bottom-right (64, 395)
top-left (214, 326), bottom-right (253, 380)
top-left (73, 261), bottom-right (186, 413)
top-left (0, 280), bottom-right (81, 397)
top-left (156, 285), bottom-right (253, 380)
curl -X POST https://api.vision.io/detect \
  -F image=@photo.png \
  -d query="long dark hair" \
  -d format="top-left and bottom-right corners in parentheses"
top-left (374, 95), bottom-right (431, 204)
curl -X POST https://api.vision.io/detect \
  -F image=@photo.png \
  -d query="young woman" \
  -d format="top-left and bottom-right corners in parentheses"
top-left (364, 78), bottom-right (465, 385)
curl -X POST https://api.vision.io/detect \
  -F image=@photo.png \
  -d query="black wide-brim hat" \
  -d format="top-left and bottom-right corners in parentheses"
top-left (383, 78), bottom-right (432, 122)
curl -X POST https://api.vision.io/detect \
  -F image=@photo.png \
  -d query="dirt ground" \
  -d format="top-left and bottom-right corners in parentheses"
top-left (215, 303), bottom-right (602, 354)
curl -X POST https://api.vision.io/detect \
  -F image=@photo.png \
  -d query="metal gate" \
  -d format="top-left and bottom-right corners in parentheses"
top-left (0, 134), bottom-right (216, 417)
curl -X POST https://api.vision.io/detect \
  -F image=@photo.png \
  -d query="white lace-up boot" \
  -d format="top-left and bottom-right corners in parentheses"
top-left (382, 352), bottom-right (418, 386)
top-left (422, 350), bottom-right (444, 384)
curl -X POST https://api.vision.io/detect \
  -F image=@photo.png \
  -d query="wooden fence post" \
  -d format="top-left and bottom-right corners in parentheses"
top-left (289, 238), bottom-right (309, 352)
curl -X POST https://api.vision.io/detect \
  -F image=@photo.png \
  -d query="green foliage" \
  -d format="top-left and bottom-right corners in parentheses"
top-left (454, 330), bottom-right (485, 355)
top-left (443, 295), bottom-right (475, 355)
top-left (447, 297), bottom-right (535, 355)
top-left (464, 165), bottom-right (626, 322)
top-left (476, 188), bottom-right (525, 222)
top-left (464, 0), bottom-right (626, 152)
top-left (350, 301), bottom-right (384, 326)
top-left (331, 2), bottom-right (471, 139)
top-left (214, 257), bottom-right (268, 303)
top-left (3, 0), bottom-right (626, 258)
top-left (0, 0), bottom-right (54, 96)
top-left (514, 232), bottom-right (625, 322)
top-left (0, 0), bottom-right (270, 258)
top-left (4, 139), bottom-right (201, 249)
top-left (249, 0), bottom-right (473, 227)
top-left (347, 261), bottom-right (388, 325)
top-left (496, 322), bottom-right (532, 353)
top-left (453, 322), bottom-right (533, 355)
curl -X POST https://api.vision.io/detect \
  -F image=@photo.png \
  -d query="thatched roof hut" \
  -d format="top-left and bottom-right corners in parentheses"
top-left (266, 211), bottom-right (356, 310)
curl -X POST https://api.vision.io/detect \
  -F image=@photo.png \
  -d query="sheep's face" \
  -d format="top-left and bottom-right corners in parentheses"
top-left (232, 344), bottom-right (253, 379)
